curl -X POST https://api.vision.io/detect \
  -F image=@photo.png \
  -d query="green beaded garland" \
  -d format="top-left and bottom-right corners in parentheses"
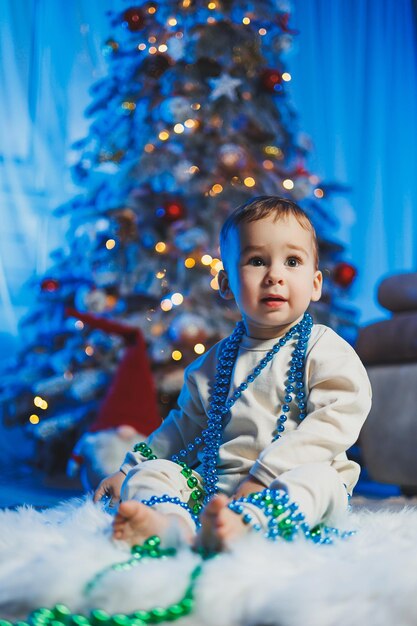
top-left (90, 609), bottom-right (111, 625)
top-left (110, 615), bottom-right (130, 626)
top-left (53, 605), bottom-right (72, 620)
top-left (70, 616), bottom-right (91, 625)
top-left (32, 608), bottom-right (55, 621)
top-left (148, 607), bottom-right (167, 622)
top-left (130, 612), bottom-right (150, 623)
top-left (190, 489), bottom-right (203, 501)
top-left (145, 536), bottom-right (160, 548)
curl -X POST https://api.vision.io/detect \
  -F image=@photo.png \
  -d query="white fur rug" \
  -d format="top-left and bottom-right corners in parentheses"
top-left (1, 497), bottom-right (417, 625)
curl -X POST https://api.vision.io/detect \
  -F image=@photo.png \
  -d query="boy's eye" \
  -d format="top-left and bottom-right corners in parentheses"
top-left (248, 257), bottom-right (265, 266)
top-left (286, 257), bottom-right (301, 267)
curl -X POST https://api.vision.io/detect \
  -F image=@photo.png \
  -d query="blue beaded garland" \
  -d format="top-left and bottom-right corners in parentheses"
top-left (133, 314), bottom-right (312, 510)
top-left (141, 495), bottom-right (201, 529)
top-left (227, 487), bottom-right (352, 545)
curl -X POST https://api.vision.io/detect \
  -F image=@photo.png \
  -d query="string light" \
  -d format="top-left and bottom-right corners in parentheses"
top-left (85, 346), bottom-right (94, 356)
top-left (210, 259), bottom-right (223, 276)
top-left (184, 118), bottom-right (196, 128)
top-left (191, 103), bottom-right (201, 110)
top-left (148, 6), bottom-right (157, 14)
top-left (172, 350), bottom-right (183, 361)
top-left (144, 143), bottom-right (155, 152)
top-left (211, 183), bottom-right (223, 194)
top-left (174, 123), bottom-right (185, 133)
top-left (185, 257), bottom-right (196, 268)
top-left (210, 276), bottom-right (219, 290)
top-left (171, 292), bottom-right (184, 305)
top-left (208, 2), bottom-right (217, 9)
top-left (106, 239), bottom-right (116, 250)
top-left (201, 254), bottom-right (213, 265)
top-left (258, 28), bottom-right (267, 35)
top-left (314, 188), bottom-right (324, 198)
top-left (34, 396), bottom-right (48, 410)
top-left (168, 18), bottom-right (177, 26)
top-left (161, 298), bottom-right (173, 311)
top-left (155, 242), bottom-right (167, 253)
top-left (29, 415), bottom-right (40, 424)
top-left (159, 131), bottom-right (170, 141)
top-left (244, 177), bottom-right (256, 187)
top-left (282, 72), bottom-right (292, 82)
top-left (138, 43), bottom-right (147, 51)
top-left (158, 44), bottom-right (168, 53)
top-left (148, 37), bottom-right (157, 43)
top-left (263, 159), bottom-right (274, 170)
top-left (75, 320), bottom-right (84, 330)
top-left (194, 343), bottom-right (206, 354)
top-left (149, 46), bottom-right (158, 54)
top-left (264, 145), bottom-right (282, 157)
top-left (283, 179), bottom-right (294, 190)
top-left (151, 322), bottom-right (164, 336)
top-left (121, 102), bottom-right (136, 111)
top-left (242, 17), bottom-right (251, 24)
top-left (156, 270), bottom-right (166, 279)
top-left (264, 146), bottom-right (277, 155)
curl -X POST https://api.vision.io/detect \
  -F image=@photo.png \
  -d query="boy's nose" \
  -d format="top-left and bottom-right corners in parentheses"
top-left (265, 268), bottom-right (283, 285)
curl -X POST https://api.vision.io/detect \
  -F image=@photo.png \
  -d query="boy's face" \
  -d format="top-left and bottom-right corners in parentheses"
top-left (219, 214), bottom-right (322, 339)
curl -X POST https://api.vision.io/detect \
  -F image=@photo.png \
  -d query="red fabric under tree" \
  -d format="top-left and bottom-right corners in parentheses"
top-left (65, 307), bottom-right (161, 436)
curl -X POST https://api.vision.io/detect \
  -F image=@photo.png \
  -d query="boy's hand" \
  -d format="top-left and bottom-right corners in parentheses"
top-left (93, 470), bottom-right (126, 507)
top-left (232, 476), bottom-right (265, 500)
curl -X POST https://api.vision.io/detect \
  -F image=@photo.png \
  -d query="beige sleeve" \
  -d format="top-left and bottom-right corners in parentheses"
top-left (250, 328), bottom-right (372, 485)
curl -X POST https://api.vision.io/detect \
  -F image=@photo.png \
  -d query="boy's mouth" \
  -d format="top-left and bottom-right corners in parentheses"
top-left (261, 295), bottom-right (287, 306)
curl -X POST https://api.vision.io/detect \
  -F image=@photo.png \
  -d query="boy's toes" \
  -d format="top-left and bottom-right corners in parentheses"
top-left (203, 494), bottom-right (230, 516)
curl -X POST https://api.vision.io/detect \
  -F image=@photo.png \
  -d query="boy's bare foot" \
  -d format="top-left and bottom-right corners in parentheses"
top-left (195, 494), bottom-right (250, 553)
top-left (113, 500), bottom-right (193, 546)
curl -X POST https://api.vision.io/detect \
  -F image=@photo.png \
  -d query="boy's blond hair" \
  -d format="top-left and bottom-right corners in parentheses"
top-left (220, 196), bottom-right (319, 270)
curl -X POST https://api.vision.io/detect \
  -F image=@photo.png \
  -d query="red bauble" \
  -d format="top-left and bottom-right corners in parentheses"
top-left (122, 7), bottom-right (146, 31)
top-left (260, 68), bottom-right (283, 93)
top-left (163, 200), bottom-right (186, 222)
top-left (41, 278), bottom-right (60, 292)
top-left (333, 262), bottom-right (357, 288)
top-left (277, 12), bottom-right (299, 34)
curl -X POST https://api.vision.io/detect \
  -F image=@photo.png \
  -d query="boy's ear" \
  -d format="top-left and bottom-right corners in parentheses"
top-left (218, 269), bottom-right (234, 300)
top-left (311, 270), bottom-right (323, 302)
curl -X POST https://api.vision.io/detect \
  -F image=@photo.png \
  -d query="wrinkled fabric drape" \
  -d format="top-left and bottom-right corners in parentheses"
top-left (290, 0), bottom-right (417, 323)
top-left (1, 0), bottom-right (416, 362)
top-left (0, 0), bottom-right (121, 359)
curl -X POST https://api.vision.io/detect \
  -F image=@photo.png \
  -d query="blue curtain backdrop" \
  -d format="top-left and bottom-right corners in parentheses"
top-left (1, 0), bottom-right (417, 362)
top-left (290, 0), bottom-right (417, 324)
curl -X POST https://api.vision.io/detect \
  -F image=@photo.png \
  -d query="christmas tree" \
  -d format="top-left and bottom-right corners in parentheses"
top-left (0, 0), bottom-right (358, 473)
